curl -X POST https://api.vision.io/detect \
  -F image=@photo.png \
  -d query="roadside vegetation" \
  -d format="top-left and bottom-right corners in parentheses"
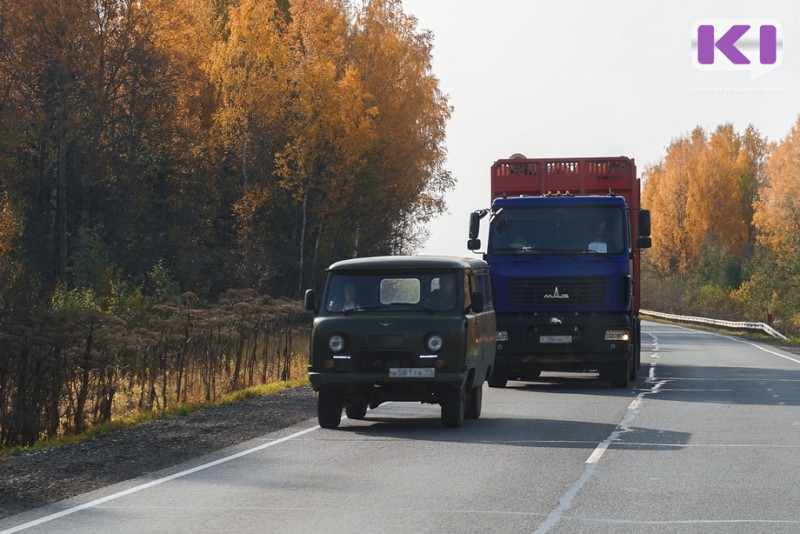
top-left (642, 118), bottom-right (800, 340)
top-left (0, 378), bottom-right (307, 461)
top-left (0, 0), bottom-right (452, 448)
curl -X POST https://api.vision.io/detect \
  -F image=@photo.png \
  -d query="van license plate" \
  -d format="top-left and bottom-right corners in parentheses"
top-left (540, 335), bottom-right (572, 344)
top-left (389, 368), bottom-right (435, 378)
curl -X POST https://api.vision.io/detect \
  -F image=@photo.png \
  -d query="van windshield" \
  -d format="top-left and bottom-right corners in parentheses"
top-left (326, 272), bottom-right (459, 313)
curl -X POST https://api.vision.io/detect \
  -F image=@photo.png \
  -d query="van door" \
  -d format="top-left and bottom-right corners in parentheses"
top-left (464, 270), bottom-right (495, 384)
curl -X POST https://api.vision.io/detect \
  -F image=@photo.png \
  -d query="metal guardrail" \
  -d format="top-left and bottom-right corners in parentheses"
top-left (640, 309), bottom-right (789, 341)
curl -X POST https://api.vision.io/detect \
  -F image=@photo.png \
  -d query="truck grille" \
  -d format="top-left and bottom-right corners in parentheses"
top-left (508, 278), bottom-right (605, 307)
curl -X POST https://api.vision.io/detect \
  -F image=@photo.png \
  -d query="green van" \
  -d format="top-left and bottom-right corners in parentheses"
top-left (305, 256), bottom-right (496, 428)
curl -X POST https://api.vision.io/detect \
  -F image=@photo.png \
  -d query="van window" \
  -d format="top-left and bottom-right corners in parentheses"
top-left (380, 278), bottom-right (420, 304)
top-left (326, 272), bottom-right (459, 312)
top-left (477, 271), bottom-right (493, 310)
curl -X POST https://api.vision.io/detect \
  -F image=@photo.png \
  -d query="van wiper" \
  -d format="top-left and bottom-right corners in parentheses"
top-left (390, 303), bottom-right (436, 312)
top-left (344, 305), bottom-right (391, 313)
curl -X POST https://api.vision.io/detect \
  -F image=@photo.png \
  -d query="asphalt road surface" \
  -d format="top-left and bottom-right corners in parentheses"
top-left (2, 321), bottom-right (799, 533)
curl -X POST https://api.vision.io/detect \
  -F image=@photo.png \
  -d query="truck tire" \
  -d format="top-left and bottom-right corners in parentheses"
top-left (488, 365), bottom-right (508, 388)
top-left (345, 401), bottom-right (368, 420)
top-left (441, 386), bottom-right (465, 428)
top-left (465, 383), bottom-right (483, 419)
top-left (607, 360), bottom-right (630, 388)
top-left (318, 390), bottom-right (343, 429)
top-left (629, 344), bottom-right (639, 381)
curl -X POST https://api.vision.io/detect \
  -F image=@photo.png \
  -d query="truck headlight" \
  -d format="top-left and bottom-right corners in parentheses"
top-left (426, 334), bottom-right (443, 352)
top-left (329, 334), bottom-right (346, 352)
top-left (604, 330), bottom-right (630, 341)
top-left (496, 331), bottom-right (509, 342)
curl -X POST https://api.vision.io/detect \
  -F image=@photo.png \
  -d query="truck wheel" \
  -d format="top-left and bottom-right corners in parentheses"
top-left (465, 383), bottom-right (483, 419)
top-left (441, 386), bottom-right (465, 428)
top-left (607, 360), bottom-right (630, 388)
top-left (345, 401), bottom-right (368, 420)
top-left (488, 366), bottom-right (507, 388)
top-left (629, 346), bottom-right (639, 381)
top-left (318, 390), bottom-right (343, 429)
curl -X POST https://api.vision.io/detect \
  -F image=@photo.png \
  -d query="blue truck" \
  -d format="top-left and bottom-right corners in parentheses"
top-left (468, 155), bottom-right (651, 388)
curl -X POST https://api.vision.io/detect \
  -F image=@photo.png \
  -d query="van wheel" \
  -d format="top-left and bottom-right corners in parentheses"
top-left (465, 383), bottom-right (482, 419)
top-left (318, 390), bottom-right (343, 429)
top-left (345, 401), bottom-right (368, 420)
top-left (488, 366), bottom-right (507, 388)
top-left (441, 386), bottom-right (465, 428)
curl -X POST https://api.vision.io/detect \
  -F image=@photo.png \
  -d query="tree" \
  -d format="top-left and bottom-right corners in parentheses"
top-left (753, 115), bottom-right (800, 258)
top-left (351, 0), bottom-right (454, 256)
top-left (642, 124), bottom-right (764, 278)
top-left (642, 130), bottom-right (701, 274)
top-left (277, 0), bottom-right (378, 294)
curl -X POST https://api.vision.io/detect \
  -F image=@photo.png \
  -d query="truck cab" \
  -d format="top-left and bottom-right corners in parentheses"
top-left (469, 156), bottom-right (651, 388)
top-left (305, 256), bottom-right (496, 428)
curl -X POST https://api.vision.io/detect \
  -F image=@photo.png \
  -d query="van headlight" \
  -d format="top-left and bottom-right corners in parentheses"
top-left (329, 334), bottom-right (346, 352)
top-left (426, 334), bottom-right (443, 352)
top-left (604, 330), bottom-right (630, 341)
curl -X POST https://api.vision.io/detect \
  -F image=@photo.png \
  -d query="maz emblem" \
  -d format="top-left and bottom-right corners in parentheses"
top-left (543, 286), bottom-right (569, 299)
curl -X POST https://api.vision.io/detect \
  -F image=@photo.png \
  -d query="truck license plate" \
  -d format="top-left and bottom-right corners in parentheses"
top-left (389, 368), bottom-right (435, 378)
top-left (540, 335), bottom-right (572, 344)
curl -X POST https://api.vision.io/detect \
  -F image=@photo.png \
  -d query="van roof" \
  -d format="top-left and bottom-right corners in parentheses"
top-left (328, 255), bottom-right (487, 272)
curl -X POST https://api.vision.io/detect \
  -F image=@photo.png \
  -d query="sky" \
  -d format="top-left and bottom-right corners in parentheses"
top-left (401, 0), bottom-right (800, 257)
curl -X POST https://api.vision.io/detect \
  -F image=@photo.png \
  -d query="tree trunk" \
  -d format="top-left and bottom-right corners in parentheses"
top-left (74, 319), bottom-right (94, 433)
top-left (297, 187), bottom-right (309, 297)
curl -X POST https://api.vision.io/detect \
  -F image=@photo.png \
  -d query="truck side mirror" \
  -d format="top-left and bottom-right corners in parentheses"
top-left (639, 210), bottom-right (651, 237)
top-left (469, 211), bottom-right (482, 239)
top-left (304, 289), bottom-right (316, 312)
top-left (469, 291), bottom-right (485, 313)
top-left (637, 236), bottom-right (652, 249)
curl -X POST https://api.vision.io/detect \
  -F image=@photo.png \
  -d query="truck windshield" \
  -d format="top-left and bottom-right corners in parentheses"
top-left (489, 206), bottom-right (625, 256)
top-left (325, 272), bottom-right (459, 312)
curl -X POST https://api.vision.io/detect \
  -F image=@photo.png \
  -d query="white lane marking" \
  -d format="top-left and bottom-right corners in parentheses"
top-left (568, 518), bottom-right (800, 527)
top-left (722, 336), bottom-right (800, 365)
top-left (535, 331), bottom-right (667, 534)
top-left (0, 425), bottom-right (321, 534)
top-left (665, 324), bottom-right (800, 365)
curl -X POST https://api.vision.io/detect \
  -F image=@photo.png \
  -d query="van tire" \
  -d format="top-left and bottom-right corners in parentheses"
top-left (318, 390), bottom-right (343, 429)
top-left (441, 386), bottom-right (465, 428)
top-left (345, 401), bottom-right (368, 420)
top-left (465, 383), bottom-right (482, 419)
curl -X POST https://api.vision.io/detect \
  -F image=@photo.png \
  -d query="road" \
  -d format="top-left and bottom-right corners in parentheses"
top-left (2, 321), bottom-right (799, 533)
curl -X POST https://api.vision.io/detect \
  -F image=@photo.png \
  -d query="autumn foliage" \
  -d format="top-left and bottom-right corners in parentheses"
top-left (0, 0), bottom-right (452, 301)
top-left (0, 0), bottom-right (452, 446)
top-left (642, 117), bottom-right (800, 334)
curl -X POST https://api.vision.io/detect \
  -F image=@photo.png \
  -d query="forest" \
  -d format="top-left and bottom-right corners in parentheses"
top-left (0, 0), bottom-right (452, 446)
top-left (641, 117), bottom-right (800, 338)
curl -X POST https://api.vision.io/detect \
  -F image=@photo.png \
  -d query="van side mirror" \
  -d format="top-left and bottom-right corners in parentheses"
top-left (639, 210), bottom-right (651, 237)
top-left (467, 238), bottom-right (481, 250)
top-left (304, 289), bottom-right (316, 312)
top-left (469, 291), bottom-right (485, 313)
